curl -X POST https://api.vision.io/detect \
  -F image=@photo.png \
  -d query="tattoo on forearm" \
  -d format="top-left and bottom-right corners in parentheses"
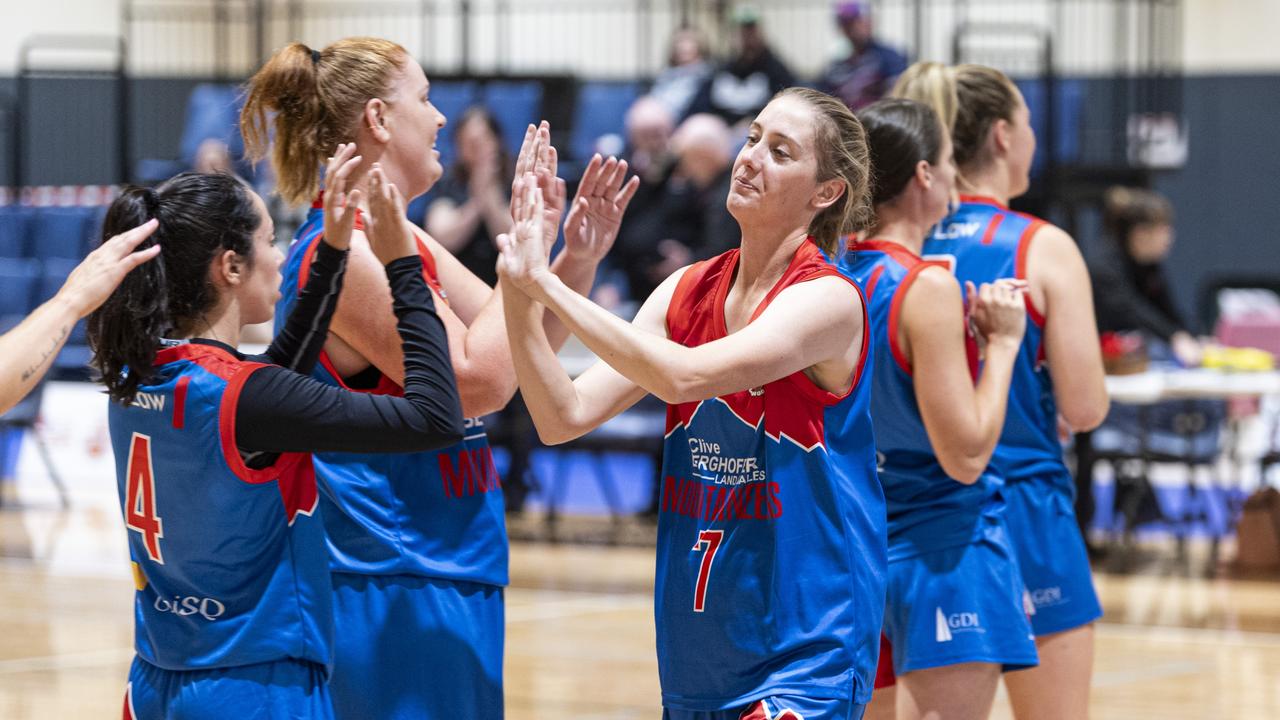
top-left (20, 325), bottom-right (69, 383)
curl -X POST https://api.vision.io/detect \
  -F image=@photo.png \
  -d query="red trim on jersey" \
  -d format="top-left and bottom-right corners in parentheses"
top-left (874, 633), bottom-right (896, 689)
top-left (850, 238), bottom-right (923, 268)
top-left (154, 343), bottom-right (242, 381)
top-left (864, 264), bottom-right (886, 300)
top-left (887, 262), bottom-right (935, 376)
top-left (959, 193), bottom-right (1006, 209)
top-left (172, 376), bottom-right (190, 429)
top-left (217, 363), bottom-right (307, 485)
top-left (122, 683), bottom-right (137, 720)
top-left (1015, 220), bottom-right (1047, 328)
top-left (738, 701), bottom-right (804, 720)
top-left (980, 213), bottom-right (1005, 245)
top-left (317, 351), bottom-right (403, 396)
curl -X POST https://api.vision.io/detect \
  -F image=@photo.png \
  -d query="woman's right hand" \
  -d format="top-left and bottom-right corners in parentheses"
top-left (967, 279), bottom-right (1028, 348)
top-left (321, 143), bottom-right (364, 252)
top-left (56, 219), bottom-right (161, 318)
top-left (364, 164), bottom-right (418, 266)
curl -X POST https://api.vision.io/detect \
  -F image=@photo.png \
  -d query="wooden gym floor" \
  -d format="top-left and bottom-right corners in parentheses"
top-left (1, 491), bottom-right (1278, 718)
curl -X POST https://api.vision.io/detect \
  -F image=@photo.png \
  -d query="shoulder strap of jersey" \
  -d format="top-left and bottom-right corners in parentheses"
top-left (665, 250), bottom-right (736, 339)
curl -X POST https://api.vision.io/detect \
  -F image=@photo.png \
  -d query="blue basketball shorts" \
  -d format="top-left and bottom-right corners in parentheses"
top-left (123, 655), bottom-right (332, 719)
top-left (1001, 474), bottom-right (1103, 636)
top-left (882, 521), bottom-right (1038, 675)
top-left (664, 695), bottom-right (865, 720)
top-left (328, 572), bottom-right (504, 720)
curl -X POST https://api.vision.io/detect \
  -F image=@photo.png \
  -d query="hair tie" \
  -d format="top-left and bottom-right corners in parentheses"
top-left (310, 48), bottom-right (322, 65)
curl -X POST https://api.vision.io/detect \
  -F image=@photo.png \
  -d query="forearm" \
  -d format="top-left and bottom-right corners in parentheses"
top-left (0, 296), bottom-right (78, 414)
top-left (531, 272), bottom-right (683, 401)
top-left (261, 241), bottom-right (347, 371)
top-left (971, 339), bottom-right (1020, 454)
top-left (543, 251), bottom-right (600, 351)
top-left (454, 281), bottom-right (520, 415)
top-left (502, 284), bottom-right (594, 443)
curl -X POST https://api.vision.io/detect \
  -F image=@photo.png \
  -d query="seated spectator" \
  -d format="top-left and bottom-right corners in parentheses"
top-left (687, 5), bottom-right (796, 125)
top-left (425, 107), bottom-right (513, 287)
top-left (623, 95), bottom-right (677, 182)
top-left (612, 113), bottom-right (737, 302)
top-left (1089, 186), bottom-right (1202, 366)
top-left (651, 28), bottom-right (713, 121)
top-left (819, 1), bottom-right (909, 111)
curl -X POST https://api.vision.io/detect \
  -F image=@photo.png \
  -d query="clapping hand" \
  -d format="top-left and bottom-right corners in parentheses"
top-left (364, 164), bottom-right (417, 266)
top-left (966, 278), bottom-right (1028, 350)
top-left (511, 121), bottom-right (566, 252)
top-left (321, 143), bottom-right (365, 252)
top-left (562, 154), bottom-right (641, 264)
top-left (496, 173), bottom-right (549, 294)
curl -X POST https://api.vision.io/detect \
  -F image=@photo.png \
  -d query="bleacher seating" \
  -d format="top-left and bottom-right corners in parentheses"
top-left (570, 81), bottom-right (644, 162)
top-left (0, 206), bottom-right (32, 258)
top-left (481, 81), bottom-right (544, 157)
top-left (0, 258), bottom-right (41, 316)
top-left (29, 207), bottom-right (97, 260)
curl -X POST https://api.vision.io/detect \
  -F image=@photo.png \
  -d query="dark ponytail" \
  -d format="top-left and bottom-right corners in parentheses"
top-left (87, 173), bottom-right (262, 404)
top-left (857, 98), bottom-right (945, 207)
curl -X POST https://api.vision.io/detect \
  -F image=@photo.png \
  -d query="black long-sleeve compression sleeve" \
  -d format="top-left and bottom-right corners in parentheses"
top-left (233, 256), bottom-right (464, 456)
top-left (252, 240), bottom-right (347, 373)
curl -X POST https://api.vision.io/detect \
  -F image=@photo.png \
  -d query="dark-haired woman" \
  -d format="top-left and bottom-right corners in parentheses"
top-left (894, 62), bottom-right (1109, 720)
top-left (841, 98), bottom-right (1035, 720)
top-left (0, 221), bottom-right (159, 415)
top-left (91, 150), bottom-right (464, 718)
top-left (499, 87), bottom-right (884, 720)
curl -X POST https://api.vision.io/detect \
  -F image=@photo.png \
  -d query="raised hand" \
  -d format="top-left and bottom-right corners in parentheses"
top-left (322, 142), bottom-right (365, 252)
top-left (511, 121), bottom-right (566, 251)
top-left (57, 219), bottom-right (161, 318)
top-left (364, 163), bottom-right (417, 266)
top-left (496, 173), bottom-right (549, 294)
top-left (562, 154), bottom-right (641, 263)
top-left (967, 278), bottom-right (1028, 348)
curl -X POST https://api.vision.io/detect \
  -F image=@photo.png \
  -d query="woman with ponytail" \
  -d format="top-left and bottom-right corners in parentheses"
top-left (241, 38), bottom-right (636, 719)
top-left (0, 220), bottom-right (158, 415)
top-left (843, 98), bottom-right (1036, 720)
top-left (497, 88), bottom-right (885, 720)
top-left (893, 62), bottom-right (1109, 720)
top-left (90, 152), bottom-right (464, 718)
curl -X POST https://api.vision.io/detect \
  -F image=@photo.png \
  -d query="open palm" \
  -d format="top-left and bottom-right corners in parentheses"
top-left (562, 154), bottom-right (640, 263)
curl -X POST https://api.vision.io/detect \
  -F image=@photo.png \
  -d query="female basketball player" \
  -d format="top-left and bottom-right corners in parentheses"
top-left (241, 38), bottom-right (636, 718)
top-left (90, 151), bottom-right (465, 717)
top-left (844, 99), bottom-right (1036, 720)
top-left (893, 62), bottom-right (1109, 720)
top-left (0, 220), bottom-right (159, 415)
top-left (497, 87), bottom-right (885, 720)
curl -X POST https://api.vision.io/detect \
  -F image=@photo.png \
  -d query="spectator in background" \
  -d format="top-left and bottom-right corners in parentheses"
top-left (612, 113), bottom-right (738, 303)
top-left (1089, 186), bottom-right (1202, 366)
top-left (687, 5), bottom-right (796, 126)
top-left (819, 2), bottom-right (909, 112)
top-left (623, 95), bottom-right (677, 183)
top-left (651, 27), bottom-right (713, 121)
top-left (192, 138), bottom-right (234, 174)
top-left (426, 107), bottom-right (513, 287)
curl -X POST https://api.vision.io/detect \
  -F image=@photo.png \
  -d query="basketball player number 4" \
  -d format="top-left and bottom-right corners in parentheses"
top-left (125, 433), bottom-right (165, 564)
top-left (692, 529), bottom-right (723, 612)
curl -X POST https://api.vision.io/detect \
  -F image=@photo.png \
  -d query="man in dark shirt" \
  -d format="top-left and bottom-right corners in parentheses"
top-left (686, 5), bottom-right (797, 125)
top-left (819, 2), bottom-right (909, 112)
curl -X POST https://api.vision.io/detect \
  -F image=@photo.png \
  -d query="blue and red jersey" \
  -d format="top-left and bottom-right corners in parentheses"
top-left (924, 196), bottom-right (1067, 487)
top-left (109, 344), bottom-right (332, 672)
top-left (839, 239), bottom-right (1002, 560)
top-left (276, 202), bottom-right (507, 586)
top-left (656, 240), bottom-right (886, 709)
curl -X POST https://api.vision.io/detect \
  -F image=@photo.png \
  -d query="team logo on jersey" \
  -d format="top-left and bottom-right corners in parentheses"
top-left (935, 607), bottom-right (983, 642)
top-left (131, 392), bottom-right (166, 412)
top-left (153, 594), bottom-right (226, 621)
top-left (748, 386), bottom-right (764, 397)
top-left (1029, 585), bottom-right (1066, 610)
top-left (933, 220), bottom-right (982, 241)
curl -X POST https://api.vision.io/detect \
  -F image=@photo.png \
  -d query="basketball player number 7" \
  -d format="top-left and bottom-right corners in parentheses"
top-left (692, 530), bottom-right (723, 612)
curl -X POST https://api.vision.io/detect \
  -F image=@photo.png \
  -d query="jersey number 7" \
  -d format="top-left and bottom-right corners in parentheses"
top-left (692, 529), bottom-right (723, 612)
top-left (125, 433), bottom-right (165, 564)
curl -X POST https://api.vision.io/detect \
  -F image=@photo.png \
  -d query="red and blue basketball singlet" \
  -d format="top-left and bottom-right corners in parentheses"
top-left (109, 344), bottom-right (331, 671)
top-left (924, 196), bottom-right (1065, 489)
top-left (277, 203), bottom-right (506, 586)
top-left (657, 239), bottom-right (886, 710)
top-left (839, 240), bottom-right (1001, 560)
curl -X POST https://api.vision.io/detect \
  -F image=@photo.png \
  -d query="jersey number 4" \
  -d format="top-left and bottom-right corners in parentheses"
top-left (125, 433), bottom-right (165, 564)
top-left (692, 529), bottom-right (723, 612)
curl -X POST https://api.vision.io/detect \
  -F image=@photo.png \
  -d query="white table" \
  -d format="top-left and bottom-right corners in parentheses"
top-left (1105, 369), bottom-right (1280, 405)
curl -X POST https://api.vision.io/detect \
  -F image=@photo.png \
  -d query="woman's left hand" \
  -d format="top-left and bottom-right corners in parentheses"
top-left (496, 173), bottom-right (549, 295)
top-left (562, 154), bottom-right (640, 263)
